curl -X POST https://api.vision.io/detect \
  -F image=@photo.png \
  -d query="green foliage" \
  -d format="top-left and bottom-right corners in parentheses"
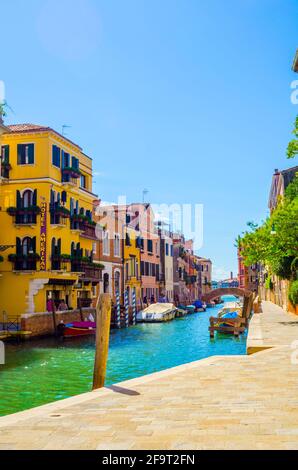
top-left (287, 116), bottom-right (298, 159)
top-left (238, 176), bottom-right (298, 279)
top-left (265, 276), bottom-right (273, 290)
top-left (289, 280), bottom-right (298, 306)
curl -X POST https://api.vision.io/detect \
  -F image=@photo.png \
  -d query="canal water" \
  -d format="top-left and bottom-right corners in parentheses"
top-left (0, 296), bottom-right (246, 417)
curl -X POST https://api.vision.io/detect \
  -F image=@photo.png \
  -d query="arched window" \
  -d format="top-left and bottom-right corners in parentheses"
top-left (22, 237), bottom-right (31, 255)
top-left (51, 238), bottom-right (61, 270)
top-left (103, 273), bottom-right (109, 293)
top-left (103, 230), bottom-right (110, 255)
top-left (23, 190), bottom-right (33, 208)
top-left (16, 189), bottom-right (37, 224)
top-left (114, 271), bottom-right (120, 292)
top-left (15, 236), bottom-right (37, 271)
top-left (114, 234), bottom-right (120, 256)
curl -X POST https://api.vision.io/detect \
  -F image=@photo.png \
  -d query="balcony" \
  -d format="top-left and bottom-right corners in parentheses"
top-left (8, 253), bottom-right (40, 271)
top-left (79, 220), bottom-right (97, 240)
top-left (61, 167), bottom-right (81, 184)
top-left (7, 206), bottom-right (41, 225)
top-left (51, 254), bottom-right (71, 271)
top-left (71, 256), bottom-right (104, 278)
top-left (50, 204), bottom-right (70, 225)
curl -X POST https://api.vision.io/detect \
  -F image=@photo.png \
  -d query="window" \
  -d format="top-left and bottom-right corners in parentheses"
top-left (80, 174), bottom-right (87, 189)
top-left (147, 239), bottom-right (153, 253)
top-left (1, 145), bottom-right (9, 163)
top-left (14, 236), bottom-right (37, 271)
top-left (115, 271), bottom-right (120, 291)
top-left (125, 233), bottom-right (131, 246)
top-left (17, 144), bottom-right (34, 165)
top-left (51, 238), bottom-right (61, 270)
top-left (165, 243), bottom-right (169, 256)
top-left (145, 262), bottom-right (149, 276)
top-left (62, 151), bottom-right (70, 168)
top-left (170, 245), bottom-right (173, 257)
top-left (92, 243), bottom-right (97, 255)
top-left (103, 230), bottom-right (110, 255)
top-left (152, 263), bottom-right (156, 277)
top-left (72, 156), bottom-right (79, 169)
top-left (114, 234), bottom-right (120, 256)
top-left (52, 145), bottom-right (61, 167)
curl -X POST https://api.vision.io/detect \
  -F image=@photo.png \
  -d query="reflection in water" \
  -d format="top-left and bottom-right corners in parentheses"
top-left (0, 296), bottom-right (246, 416)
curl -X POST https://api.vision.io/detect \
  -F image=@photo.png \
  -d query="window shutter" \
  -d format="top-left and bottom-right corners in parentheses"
top-left (33, 189), bottom-right (37, 206)
top-left (28, 144), bottom-right (34, 164)
top-left (58, 238), bottom-right (61, 255)
top-left (16, 237), bottom-right (21, 255)
top-left (50, 189), bottom-right (55, 205)
top-left (51, 238), bottom-right (56, 255)
top-left (2, 145), bottom-right (9, 163)
top-left (61, 191), bottom-right (67, 203)
top-left (17, 145), bottom-right (22, 164)
top-left (16, 190), bottom-right (22, 208)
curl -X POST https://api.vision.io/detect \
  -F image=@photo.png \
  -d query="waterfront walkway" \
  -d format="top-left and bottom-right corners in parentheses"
top-left (0, 301), bottom-right (298, 450)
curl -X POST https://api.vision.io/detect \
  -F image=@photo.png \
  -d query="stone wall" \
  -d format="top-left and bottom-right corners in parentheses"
top-left (20, 308), bottom-right (96, 337)
top-left (258, 280), bottom-right (298, 315)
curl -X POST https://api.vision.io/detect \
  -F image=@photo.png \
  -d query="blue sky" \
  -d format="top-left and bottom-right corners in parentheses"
top-left (1, 0), bottom-right (297, 280)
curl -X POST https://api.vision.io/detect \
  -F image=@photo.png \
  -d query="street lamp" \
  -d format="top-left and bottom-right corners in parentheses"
top-left (270, 224), bottom-right (276, 235)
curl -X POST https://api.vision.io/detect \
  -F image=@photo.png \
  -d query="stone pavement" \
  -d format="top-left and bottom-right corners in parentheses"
top-left (0, 301), bottom-right (297, 450)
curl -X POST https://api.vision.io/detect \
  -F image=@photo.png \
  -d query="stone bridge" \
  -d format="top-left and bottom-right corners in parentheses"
top-left (202, 287), bottom-right (252, 303)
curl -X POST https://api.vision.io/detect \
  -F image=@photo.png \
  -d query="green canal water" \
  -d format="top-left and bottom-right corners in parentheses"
top-left (0, 296), bottom-right (247, 417)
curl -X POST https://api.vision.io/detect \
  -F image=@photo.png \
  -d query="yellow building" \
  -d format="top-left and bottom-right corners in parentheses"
top-left (0, 123), bottom-right (100, 319)
top-left (124, 225), bottom-right (141, 307)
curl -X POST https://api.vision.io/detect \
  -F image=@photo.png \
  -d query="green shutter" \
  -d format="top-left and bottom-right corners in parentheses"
top-left (33, 189), bottom-right (37, 206)
top-left (17, 145), bottom-right (22, 164)
top-left (16, 237), bottom-right (21, 255)
top-left (28, 144), bottom-right (34, 164)
top-left (16, 190), bottom-right (22, 208)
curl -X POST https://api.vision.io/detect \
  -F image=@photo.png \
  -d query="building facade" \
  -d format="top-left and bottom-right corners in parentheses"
top-left (156, 222), bottom-right (174, 302)
top-left (0, 123), bottom-right (99, 319)
top-left (198, 257), bottom-right (212, 295)
top-left (173, 234), bottom-right (189, 303)
top-left (129, 204), bottom-right (160, 304)
top-left (94, 202), bottom-right (123, 304)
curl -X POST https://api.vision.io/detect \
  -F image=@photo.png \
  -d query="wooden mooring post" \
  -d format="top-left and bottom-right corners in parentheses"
top-left (92, 293), bottom-right (112, 390)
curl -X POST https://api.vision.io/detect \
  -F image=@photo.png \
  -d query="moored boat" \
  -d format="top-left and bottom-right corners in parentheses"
top-left (175, 308), bottom-right (188, 318)
top-left (136, 303), bottom-right (177, 323)
top-left (61, 321), bottom-right (96, 338)
top-left (192, 299), bottom-right (206, 312)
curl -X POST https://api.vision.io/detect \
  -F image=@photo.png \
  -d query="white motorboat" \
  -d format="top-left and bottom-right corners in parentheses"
top-left (136, 303), bottom-right (177, 323)
top-left (217, 301), bottom-right (242, 318)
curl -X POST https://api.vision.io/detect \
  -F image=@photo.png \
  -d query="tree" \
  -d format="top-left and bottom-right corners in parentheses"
top-left (287, 115), bottom-right (298, 159)
top-left (237, 176), bottom-right (298, 280)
